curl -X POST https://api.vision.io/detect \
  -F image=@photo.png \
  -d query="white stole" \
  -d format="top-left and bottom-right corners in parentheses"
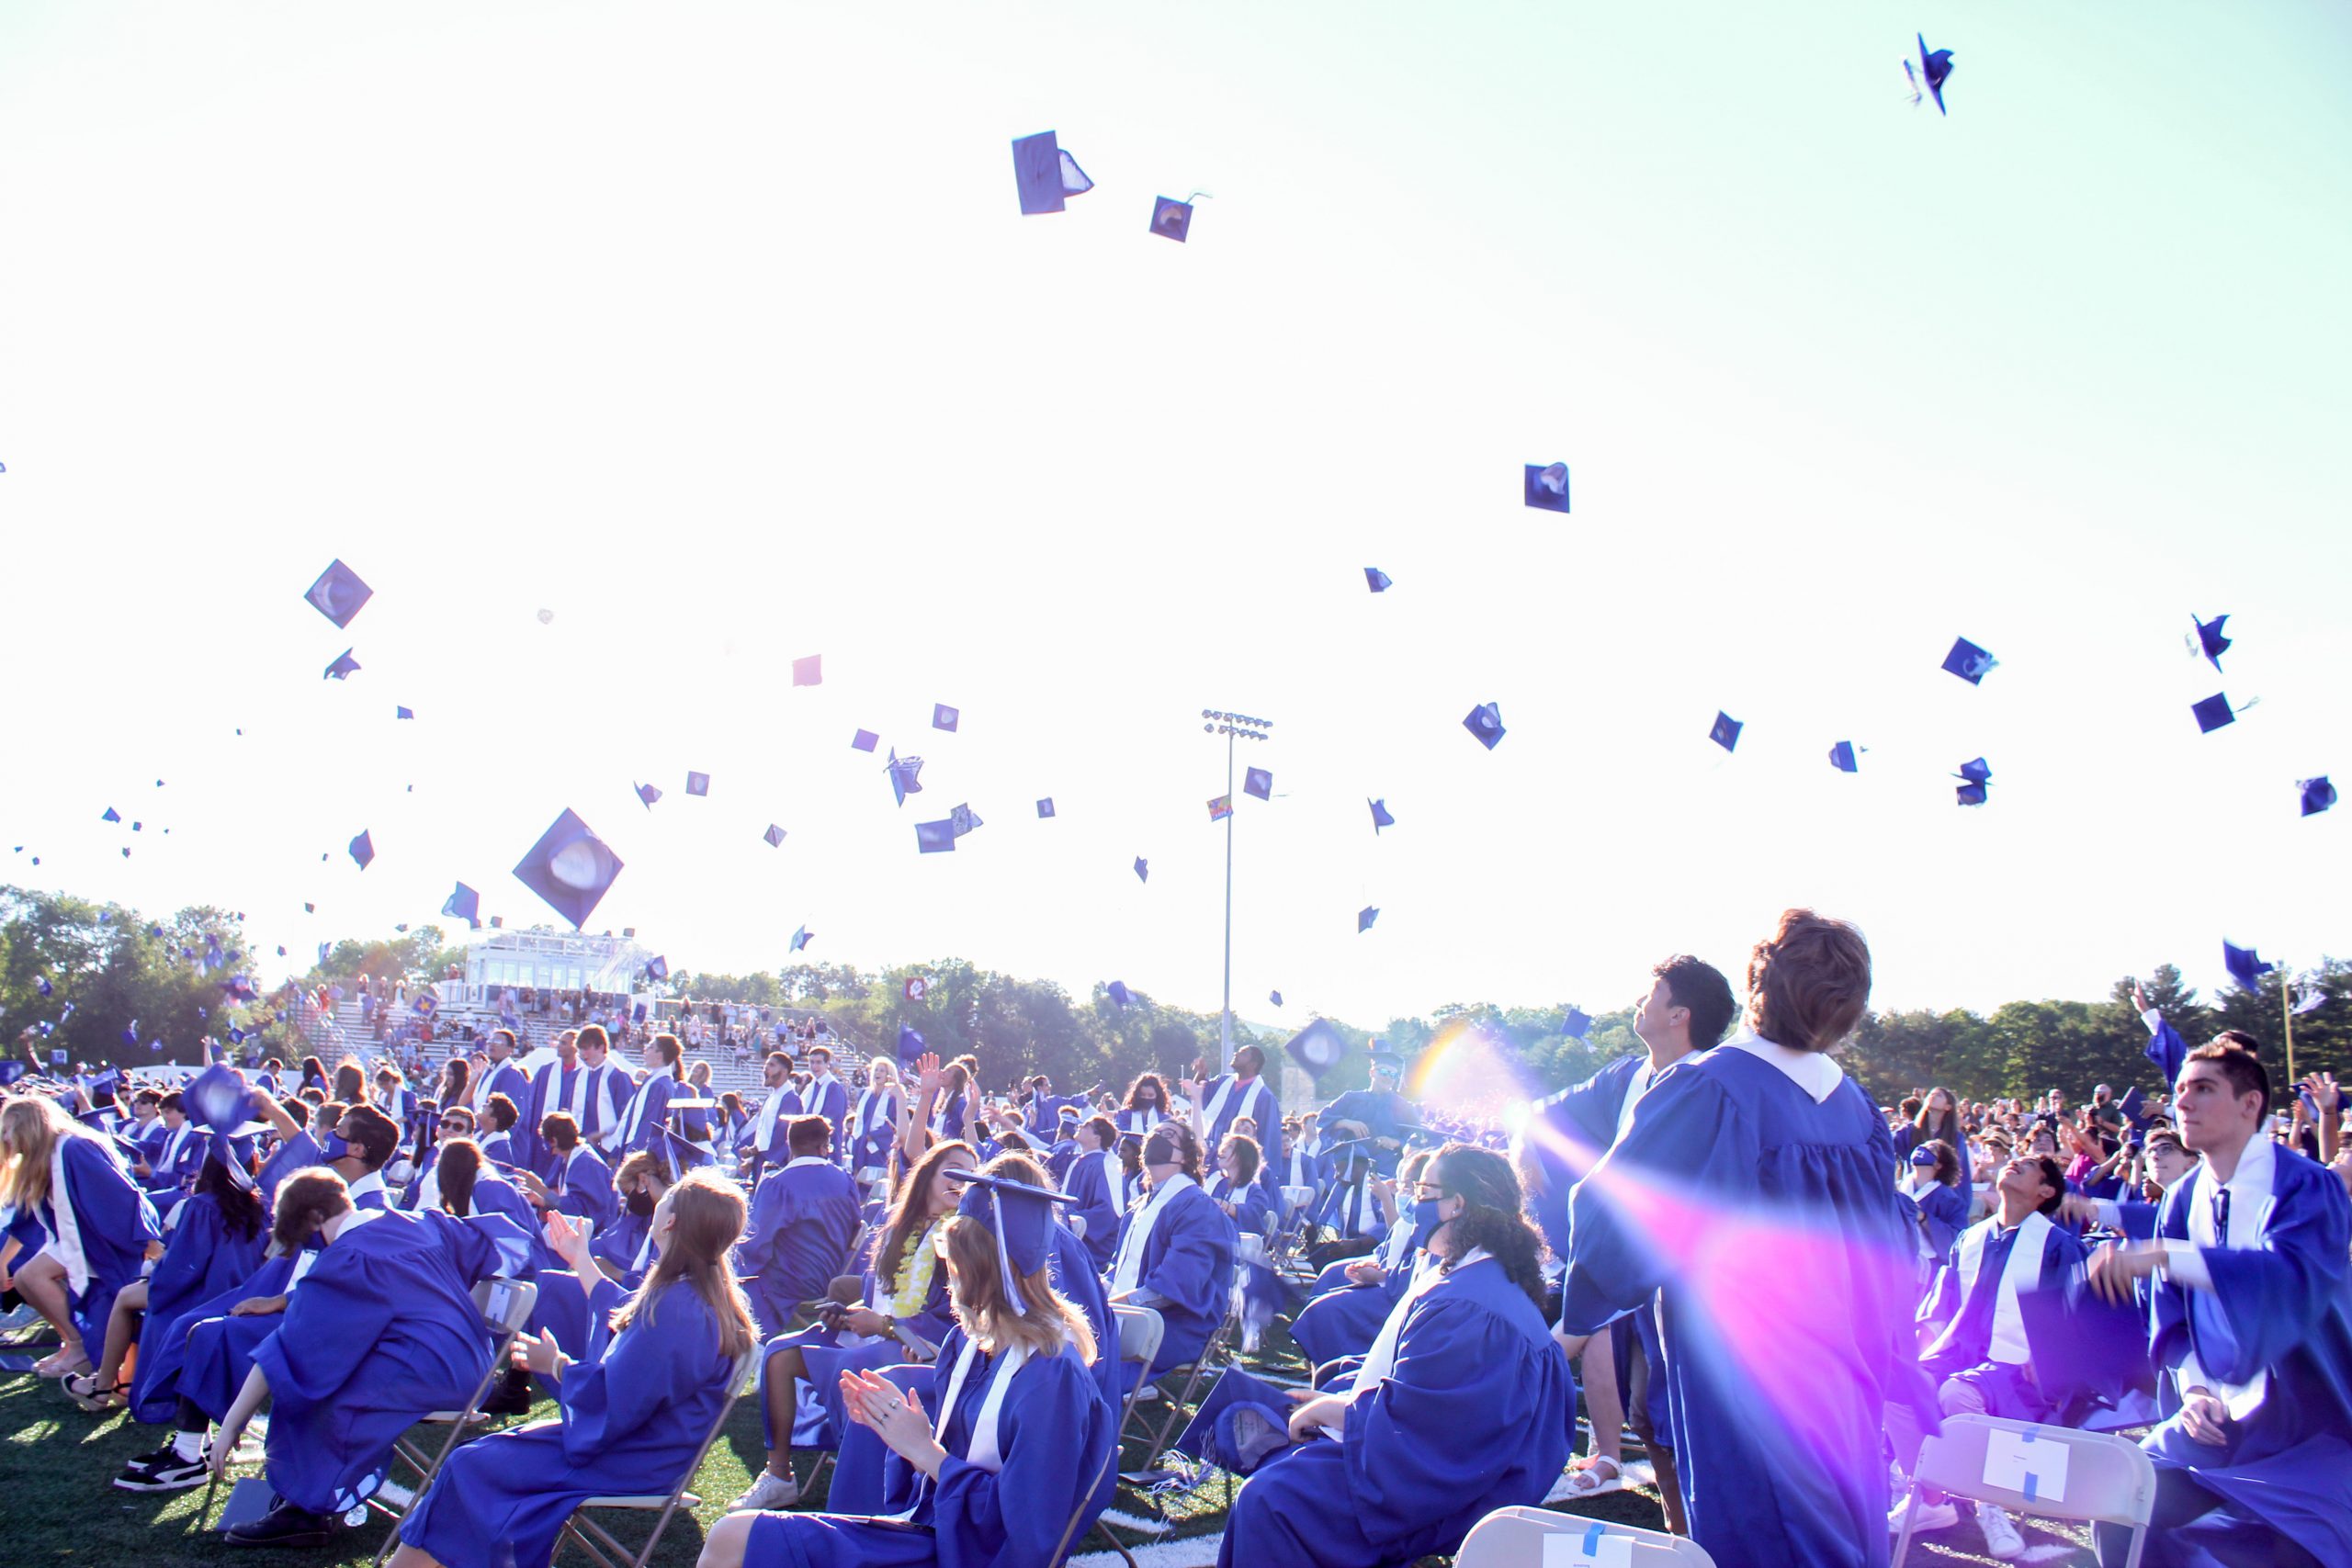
top-left (1957, 1209), bottom-right (2052, 1365)
top-left (853, 1087), bottom-right (897, 1145)
top-left (1332, 1250), bottom-right (1490, 1433)
top-left (1376, 1216), bottom-right (1416, 1271)
top-left (886, 1337), bottom-right (1037, 1521)
top-left (45, 1140), bottom-right (93, 1292)
top-left (1200, 1075), bottom-right (1268, 1136)
top-left (622, 1066), bottom-right (673, 1143)
top-left (754, 1086), bottom-right (791, 1153)
top-left (1112, 1173), bottom-right (1196, 1294)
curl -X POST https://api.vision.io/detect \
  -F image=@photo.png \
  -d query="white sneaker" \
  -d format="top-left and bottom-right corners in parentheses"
top-left (731, 1468), bottom-right (800, 1512)
top-left (1974, 1500), bottom-right (2025, 1560)
top-left (1891, 1497), bottom-right (1960, 1534)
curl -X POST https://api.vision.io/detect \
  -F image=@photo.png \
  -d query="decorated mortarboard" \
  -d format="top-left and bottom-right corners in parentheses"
top-left (102, 807), bottom-right (120, 823)
top-left (1358, 906), bottom-right (1379, 932)
top-left (1106, 980), bottom-right (1133, 1010)
top-left (2191, 694), bottom-right (2237, 734)
top-left (644, 955), bottom-right (669, 982)
top-left (789, 925), bottom-right (813, 953)
top-left (915, 818), bottom-right (958, 853)
top-left (792, 654), bottom-right (822, 686)
top-left (1282, 1018), bottom-right (1348, 1083)
top-left (443, 882), bottom-right (481, 929)
top-left (304, 558), bottom-right (374, 628)
top-left (1464, 702), bottom-right (1506, 750)
top-left (1036, 798), bottom-right (1056, 818)
top-left (1710, 712), bottom-right (1742, 752)
top-left (2117, 1085), bottom-right (2148, 1127)
top-left (1208, 795), bottom-right (1233, 821)
top-left (1369, 798), bottom-right (1394, 831)
top-left (686, 771), bottom-right (711, 796)
top-left (1564, 1008), bottom-right (1592, 1039)
top-left (349, 830), bottom-right (376, 870)
top-left (1955, 757), bottom-right (1992, 807)
top-left (887, 750), bottom-right (925, 807)
top-left (932, 703), bottom-right (960, 733)
top-left (1905, 33), bottom-right (1955, 114)
top-left (853, 728), bottom-right (880, 752)
top-left (2018, 1274), bottom-right (2154, 1412)
top-left (396, 705), bottom-right (414, 720)
top-left (184, 1063), bottom-right (267, 1188)
top-left (1012, 130), bottom-right (1093, 215)
top-left (323, 649), bottom-right (362, 681)
top-left (1149, 195), bottom-right (1193, 242)
top-left (1244, 767), bottom-right (1272, 801)
top-left (1269, 990), bottom-right (1283, 1007)
top-left (1173, 1367), bottom-right (1300, 1475)
top-left (2301, 776), bottom-right (2337, 817)
top-left (1941, 637), bottom-right (1996, 684)
top-left (2190, 613), bottom-right (2231, 670)
top-left (2222, 941), bottom-right (2273, 991)
top-left (763, 823), bottom-right (786, 848)
top-left (1828, 740), bottom-right (1860, 773)
top-left (949, 803), bottom-right (983, 838)
top-left (896, 1022), bottom-right (926, 1063)
top-left (635, 781), bottom-right (662, 808)
top-left (513, 807), bottom-right (625, 929)
top-left (1523, 462), bottom-right (1571, 513)
top-left (1134, 856), bottom-right (1149, 882)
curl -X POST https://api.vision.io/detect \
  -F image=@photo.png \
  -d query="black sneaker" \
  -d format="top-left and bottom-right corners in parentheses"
top-left (114, 1451), bottom-right (209, 1492)
top-left (224, 1497), bottom-right (336, 1548)
top-left (119, 1440), bottom-right (183, 1478)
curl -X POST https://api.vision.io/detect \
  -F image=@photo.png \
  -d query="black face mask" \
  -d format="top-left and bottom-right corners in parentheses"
top-left (627, 1190), bottom-right (655, 1218)
top-left (1144, 1135), bottom-right (1179, 1169)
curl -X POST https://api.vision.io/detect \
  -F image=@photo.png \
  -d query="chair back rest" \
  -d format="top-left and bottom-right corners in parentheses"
top-left (474, 1276), bottom-right (539, 1335)
top-left (1913, 1413), bottom-right (2157, 1527)
top-left (1113, 1303), bottom-right (1165, 1371)
top-left (1456, 1506), bottom-right (1715, 1566)
top-left (1281, 1184), bottom-right (1315, 1220)
top-left (1066, 1213), bottom-right (1087, 1241)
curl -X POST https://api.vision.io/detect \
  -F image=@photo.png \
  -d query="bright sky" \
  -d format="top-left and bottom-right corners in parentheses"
top-left (4, 1), bottom-right (2346, 1029)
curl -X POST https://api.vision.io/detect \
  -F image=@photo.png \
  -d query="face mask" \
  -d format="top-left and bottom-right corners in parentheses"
top-left (1144, 1135), bottom-right (1179, 1169)
top-left (319, 1131), bottom-right (354, 1161)
top-left (1410, 1195), bottom-right (1447, 1251)
top-left (627, 1190), bottom-right (655, 1217)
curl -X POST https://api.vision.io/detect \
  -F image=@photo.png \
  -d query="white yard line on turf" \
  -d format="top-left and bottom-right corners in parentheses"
top-left (1071, 1535), bottom-right (1225, 1568)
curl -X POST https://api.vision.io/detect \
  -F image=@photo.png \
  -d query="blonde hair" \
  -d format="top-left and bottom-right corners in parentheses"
top-left (610, 1168), bottom-right (757, 1359)
top-left (2, 1095), bottom-right (88, 1212)
top-left (944, 1153), bottom-right (1096, 1362)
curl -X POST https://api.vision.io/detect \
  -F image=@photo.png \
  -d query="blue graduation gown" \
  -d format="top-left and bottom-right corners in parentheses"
top-left (1111, 1107), bottom-right (1166, 1139)
top-left (736, 1158), bottom-right (864, 1337)
top-left (1293, 1246), bottom-right (1412, 1367)
top-left (845, 1087), bottom-right (899, 1173)
top-left (519, 1061), bottom-right (586, 1177)
top-left (2138, 1145), bottom-right (2352, 1567)
top-left (802, 1074), bottom-right (851, 1145)
top-left (257, 1128), bottom-right (325, 1203)
top-left (549, 1144), bottom-right (618, 1234)
top-left (252, 1209), bottom-right (504, 1514)
top-left (1916, 1216), bottom-right (2086, 1416)
top-left (1196, 1074), bottom-right (1284, 1166)
top-left (170, 1248), bottom-right (317, 1424)
top-left (1050, 1224), bottom-right (1123, 1426)
top-left (616, 1071), bottom-right (678, 1156)
top-left (1317, 1087), bottom-right (1419, 1175)
top-left (743, 1328), bottom-right (1114, 1568)
top-left (1521, 1055), bottom-right (1646, 1256)
top-left (401, 1278), bottom-right (736, 1568)
top-left (41, 1135), bottom-right (162, 1349)
top-left (1113, 1181), bottom-right (1234, 1372)
top-left (1062, 1149), bottom-right (1122, 1272)
top-left (755, 1224), bottom-right (957, 1461)
top-left (1313, 1176), bottom-right (1387, 1244)
top-left (1911, 1180), bottom-right (1971, 1264)
top-left (128, 1193), bottom-right (267, 1423)
top-left (1219, 1255), bottom-right (1572, 1568)
top-left (141, 1122), bottom-right (203, 1196)
top-left (1559, 1045), bottom-right (1928, 1568)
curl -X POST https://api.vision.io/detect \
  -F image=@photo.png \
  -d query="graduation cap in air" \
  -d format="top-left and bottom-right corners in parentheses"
top-left (37, 976), bottom-right (52, 997)
top-left (943, 1168), bottom-right (1077, 1312)
top-left (324, 649), bottom-right (361, 681)
top-left (1358, 906), bottom-right (1379, 933)
top-left (396, 705), bottom-right (414, 720)
top-left (1134, 856), bottom-right (1149, 882)
top-left (686, 771), bottom-right (711, 796)
top-left (1324, 1134), bottom-right (1377, 1172)
top-left (1107, 981), bottom-right (1133, 1010)
top-left (1905, 34), bottom-right (1954, 114)
top-left (1036, 798), bottom-right (1056, 818)
top-left (792, 654), bottom-right (822, 686)
top-left (2018, 1274), bottom-right (2154, 1414)
top-left (2191, 614), bottom-right (2231, 671)
top-left (349, 830), bottom-right (376, 870)
top-left (933, 704), bottom-right (959, 732)
top-left (2222, 941), bottom-right (2273, 991)
top-left (513, 807), bottom-right (625, 929)
top-left (915, 818), bottom-right (958, 853)
top-left (887, 750), bottom-right (925, 807)
top-left (897, 1022), bottom-right (926, 1064)
top-left (2116, 1084), bottom-right (2149, 1129)
top-left (304, 559), bottom-right (374, 628)
top-left (1941, 637), bottom-right (1996, 684)
top-left (1464, 702), bottom-right (1506, 750)
top-left (1364, 567), bottom-right (1392, 593)
top-left (1173, 1366), bottom-right (1299, 1475)
top-left (1012, 130), bottom-right (1093, 215)
top-left (1523, 462), bottom-right (1571, 513)
top-left (101, 807), bottom-right (120, 823)
top-left (1564, 1008), bottom-right (1592, 1039)
top-left (763, 824), bottom-right (786, 848)
top-left (1710, 712), bottom-right (1742, 752)
top-left (790, 925), bottom-right (813, 953)
top-left (1269, 990), bottom-right (1283, 1008)
top-left (2191, 694), bottom-right (2238, 734)
top-left (184, 1063), bottom-right (267, 1189)
top-left (1149, 195), bottom-right (1194, 242)
top-left (644, 955), bottom-right (670, 982)
top-left (950, 803), bottom-right (983, 838)
top-left (635, 782), bottom-right (662, 808)
top-left (1208, 795), bottom-right (1233, 822)
top-left (1283, 1018), bottom-right (1347, 1084)
top-left (1829, 741), bottom-right (1860, 773)
top-left (1369, 798), bottom-right (1394, 831)
top-left (1244, 767), bottom-right (1272, 801)
top-left (2301, 776), bottom-right (2337, 817)
top-left (853, 729), bottom-right (880, 753)
top-left (1955, 757), bottom-right (1992, 807)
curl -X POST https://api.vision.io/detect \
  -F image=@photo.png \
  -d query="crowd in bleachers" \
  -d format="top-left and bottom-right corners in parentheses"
top-left (4, 907), bottom-right (2348, 1567)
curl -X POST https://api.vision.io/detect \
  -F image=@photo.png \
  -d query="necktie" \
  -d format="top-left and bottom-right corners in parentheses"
top-left (2211, 1183), bottom-right (2232, 1245)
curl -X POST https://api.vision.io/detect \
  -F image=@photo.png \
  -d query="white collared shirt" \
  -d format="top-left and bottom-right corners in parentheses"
top-left (2161, 1128), bottom-right (2275, 1415)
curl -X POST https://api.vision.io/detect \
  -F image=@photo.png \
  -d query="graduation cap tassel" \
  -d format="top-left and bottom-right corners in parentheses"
top-left (992, 1191), bottom-right (1027, 1315)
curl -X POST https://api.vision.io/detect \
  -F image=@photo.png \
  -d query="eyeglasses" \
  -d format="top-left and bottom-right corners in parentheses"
top-left (1409, 1182), bottom-right (1446, 1201)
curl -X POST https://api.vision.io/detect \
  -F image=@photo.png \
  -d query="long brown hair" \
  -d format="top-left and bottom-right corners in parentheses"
top-left (609, 1168), bottom-right (757, 1359)
top-left (0, 1095), bottom-right (85, 1211)
top-left (1912, 1087), bottom-right (1961, 1147)
top-left (944, 1153), bottom-right (1096, 1361)
top-left (1427, 1144), bottom-right (1549, 1313)
top-left (435, 1137), bottom-right (483, 1216)
top-left (877, 1139), bottom-right (976, 1294)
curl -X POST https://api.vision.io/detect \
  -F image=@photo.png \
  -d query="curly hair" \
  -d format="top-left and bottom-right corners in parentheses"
top-left (1427, 1143), bottom-right (1548, 1313)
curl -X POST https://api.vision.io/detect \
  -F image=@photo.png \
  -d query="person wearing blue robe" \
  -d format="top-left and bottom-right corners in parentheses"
top-left (1264, 1131), bottom-right (1329, 1216)
top-left (121, 1175), bottom-right (268, 1422)
top-left (390, 1170), bottom-right (754, 1568)
top-left (571, 1026), bottom-right (636, 1158)
top-left (1904, 1144), bottom-right (1973, 1269)
top-left (1557, 912), bottom-right (1932, 1568)
top-left (0, 1096), bottom-right (162, 1376)
top-left (615, 1034), bottom-right (685, 1156)
top-left (539, 1114), bottom-right (617, 1235)
top-left (1206, 1137), bottom-right (1283, 1348)
top-left (743, 1053), bottom-right (806, 1186)
top-left (735, 1117), bottom-right (863, 1337)
top-left (1293, 1203), bottom-right (1425, 1369)
top-left (844, 1069), bottom-right (901, 1177)
top-left (1317, 1056), bottom-right (1419, 1176)
top-left (1307, 1141), bottom-right (1394, 1267)
top-left (519, 1033), bottom-right (592, 1179)
top-left (140, 1094), bottom-right (204, 1198)
top-left (1185, 1045), bottom-right (1286, 1167)
top-left (703, 1165), bottom-right (1116, 1568)
top-left (469, 1029), bottom-right (533, 1135)
top-left (1061, 1120), bottom-right (1124, 1271)
top-left (2085, 1041), bottom-right (2352, 1568)
top-left (1107, 1123), bottom-right (1235, 1374)
top-left (1218, 1144), bottom-right (1572, 1568)
top-left (1111, 1072), bottom-right (1175, 1140)
top-left (801, 1045), bottom-right (852, 1145)
top-left (209, 1171), bottom-right (515, 1546)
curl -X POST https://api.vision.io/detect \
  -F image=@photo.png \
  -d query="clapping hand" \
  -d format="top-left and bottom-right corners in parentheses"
top-left (544, 1210), bottom-right (595, 1275)
top-left (842, 1368), bottom-right (947, 1478)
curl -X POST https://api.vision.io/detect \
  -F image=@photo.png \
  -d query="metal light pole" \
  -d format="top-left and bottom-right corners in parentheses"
top-left (1203, 708), bottom-right (1272, 1070)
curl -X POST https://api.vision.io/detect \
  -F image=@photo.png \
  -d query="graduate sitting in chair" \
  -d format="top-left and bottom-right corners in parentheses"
top-left (1290, 1149), bottom-right (1432, 1373)
top-left (1106, 1120), bottom-right (1234, 1377)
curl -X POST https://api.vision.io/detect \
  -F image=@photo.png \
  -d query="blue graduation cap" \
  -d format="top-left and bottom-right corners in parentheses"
top-left (512, 807), bottom-right (625, 929)
top-left (1564, 1008), bottom-right (1592, 1039)
top-left (790, 925), bottom-right (813, 953)
top-left (324, 649), bottom-right (361, 681)
top-left (1012, 130), bottom-right (1092, 215)
top-left (101, 807), bottom-right (120, 823)
top-left (1907, 33), bottom-right (1955, 114)
top-left (1244, 767), bottom-right (1272, 801)
top-left (2192, 614), bottom-right (2231, 670)
top-left (1710, 712), bottom-right (1742, 752)
top-left (792, 654), bottom-right (821, 686)
top-left (1523, 462), bottom-right (1571, 513)
top-left (1283, 1018), bottom-right (1347, 1084)
top-left (184, 1063), bottom-right (266, 1190)
top-left (1368, 1048), bottom-right (1404, 1080)
top-left (853, 729), bottom-right (880, 752)
top-left (915, 818), bottom-right (957, 853)
top-left (2018, 1275), bottom-right (2154, 1412)
top-left (1173, 1367), bottom-right (1300, 1475)
top-left (686, 771), bottom-right (711, 796)
top-left (1107, 981), bottom-right (1133, 1010)
top-left (1955, 757), bottom-right (1992, 807)
top-left (1369, 798), bottom-right (1394, 831)
top-left (1364, 567), bottom-right (1392, 592)
top-left (887, 750), bottom-right (925, 807)
top-left (38, 976), bottom-right (52, 997)
top-left (0, 1062), bottom-right (26, 1087)
top-left (933, 704), bottom-right (959, 732)
top-left (1036, 798), bottom-right (1056, 818)
top-left (304, 559), bottom-right (374, 628)
top-left (2301, 776), bottom-right (2337, 817)
top-left (1829, 740), bottom-right (1859, 773)
top-left (1150, 195), bottom-right (1193, 242)
top-left (2222, 941), bottom-right (2272, 992)
top-left (943, 1168), bottom-right (1076, 1312)
top-left (2191, 694), bottom-right (2235, 734)
top-left (1358, 906), bottom-right (1379, 933)
top-left (349, 830), bottom-right (376, 870)
top-left (645, 955), bottom-right (669, 982)
top-left (1941, 637), bottom-right (1996, 684)
top-left (1134, 856), bottom-right (1149, 883)
top-left (440, 881), bottom-right (481, 930)
top-left (635, 781), bottom-right (662, 808)
top-left (950, 803), bottom-right (983, 838)
top-left (2117, 1085), bottom-right (2149, 1130)
top-left (1464, 702), bottom-right (1506, 750)
top-left (396, 705), bottom-right (414, 719)
top-left (763, 823), bottom-right (786, 848)
top-left (1269, 990), bottom-right (1283, 1008)
top-left (897, 1022), bottom-right (926, 1064)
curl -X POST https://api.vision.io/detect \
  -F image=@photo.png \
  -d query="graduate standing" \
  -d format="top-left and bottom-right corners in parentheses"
top-left (2087, 1039), bottom-right (2352, 1568)
top-left (615, 1033), bottom-right (685, 1156)
top-left (1183, 1044), bottom-right (1285, 1168)
top-left (1060, 1115), bottom-right (1124, 1271)
top-left (844, 1057), bottom-right (903, 1179)
top-left (741, 1053), bottom-right (804, 1185)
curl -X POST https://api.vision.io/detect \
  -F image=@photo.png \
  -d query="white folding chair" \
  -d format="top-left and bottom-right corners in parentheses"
top-left (1456, 1505), bottom-right (1717, 1565)
top-left (368, 1275), bottom-right (539, 1562)
top-left (1066, 1306), bottom-right (1162, 1568)
top-left (557, 1346), bottom-right (760, 1568)
top-left (1894, 1412), bottom-right (2156, 1568)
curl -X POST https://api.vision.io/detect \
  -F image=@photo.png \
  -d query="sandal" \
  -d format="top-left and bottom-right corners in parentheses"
top-left (31, 1345), bottom-right (90, 1379)
top-left (63, 1371), bottom-right (127, 1412)
top-left (1564, 1454), bottom-right (1625, 1496)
